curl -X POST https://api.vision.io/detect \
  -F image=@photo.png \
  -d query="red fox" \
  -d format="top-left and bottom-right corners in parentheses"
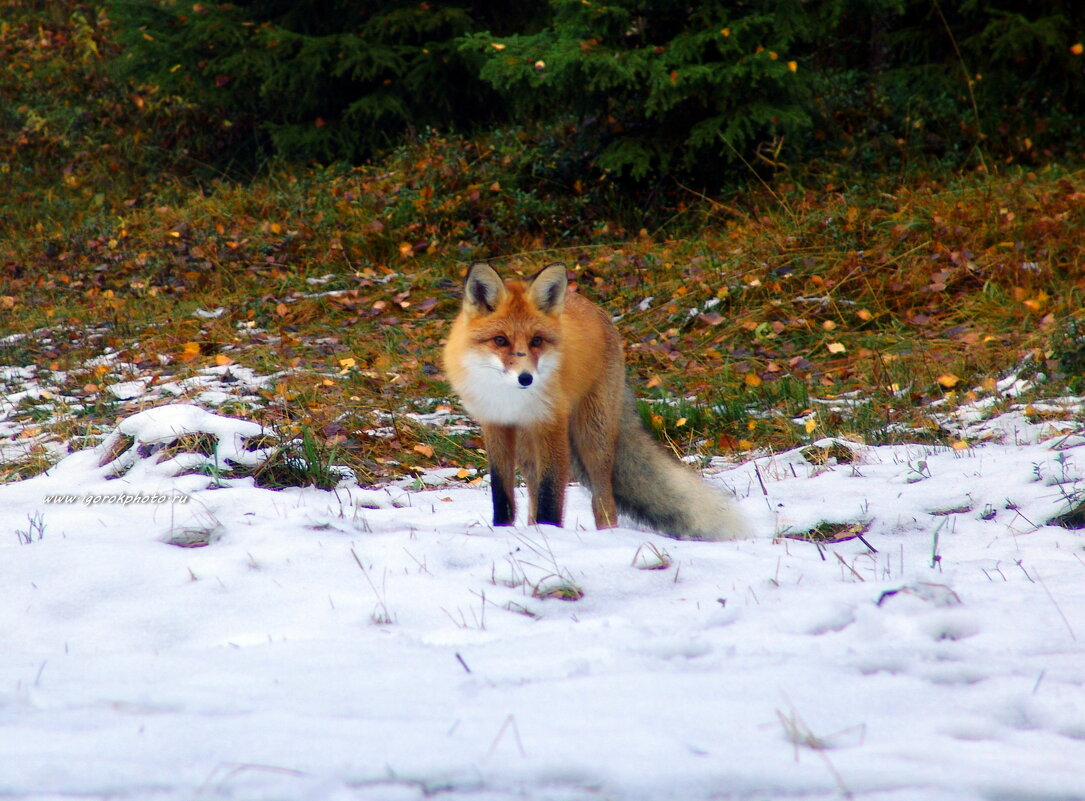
top-left (443, 262), bottom-right (747, 540)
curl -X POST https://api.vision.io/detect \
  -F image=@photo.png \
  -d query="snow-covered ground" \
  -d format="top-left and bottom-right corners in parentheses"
top-left (3, 402), bottom-right (1085, 801)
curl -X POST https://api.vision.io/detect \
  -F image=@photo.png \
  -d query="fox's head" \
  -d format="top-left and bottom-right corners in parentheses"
top-left (446, 263), bottom-right (567, 423)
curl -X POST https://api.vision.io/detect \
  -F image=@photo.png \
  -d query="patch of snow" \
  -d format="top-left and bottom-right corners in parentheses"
top-left (0, 404), bottom-right (1083, 800)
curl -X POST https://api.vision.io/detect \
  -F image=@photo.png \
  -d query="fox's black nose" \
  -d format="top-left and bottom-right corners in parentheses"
top-left (518, 372), bottom-right (534, 387)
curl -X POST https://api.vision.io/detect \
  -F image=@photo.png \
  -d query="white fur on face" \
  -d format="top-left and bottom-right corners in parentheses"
top-left (455, 350), bottom-right (560, 425)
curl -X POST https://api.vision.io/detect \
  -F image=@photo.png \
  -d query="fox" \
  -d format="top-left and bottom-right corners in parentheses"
top-left (442, 262), bottom-right (747, 541)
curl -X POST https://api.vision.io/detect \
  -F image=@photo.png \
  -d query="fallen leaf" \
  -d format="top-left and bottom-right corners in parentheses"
top-left (413, 443), bottom-right (435, 458)
top-left (180, 342), bottom-right (201, 361)
top-left (937, 374), bottom-right (960, 389)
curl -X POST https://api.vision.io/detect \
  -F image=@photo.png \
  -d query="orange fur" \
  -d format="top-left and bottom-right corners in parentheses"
top-left (443, 262), bottom-right (747, 540)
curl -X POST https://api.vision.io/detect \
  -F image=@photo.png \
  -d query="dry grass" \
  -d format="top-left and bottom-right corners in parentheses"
top-left (4, 3), bottom-right (1085, 486)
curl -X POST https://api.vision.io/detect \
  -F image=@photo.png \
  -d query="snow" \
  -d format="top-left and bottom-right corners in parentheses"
top-left (3, 403), bottom-right (1085, 800)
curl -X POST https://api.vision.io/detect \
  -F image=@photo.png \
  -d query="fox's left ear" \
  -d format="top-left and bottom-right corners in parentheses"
top-left (462, 262), bottom-right (506, 316)
top-left (528, 263), bottom-right (568, 315)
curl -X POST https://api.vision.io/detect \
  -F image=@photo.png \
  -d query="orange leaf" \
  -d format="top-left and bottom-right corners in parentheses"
top-left (413, 444), bottom-right (435, 458)
top-left (744, 373), bottom-right (762, 387)
top-left (214, 354), bottom-right (233, 366)
top-left (937, 374), bottom-right (960, 389)
top-left (180, 342), bottom-right (201, 362)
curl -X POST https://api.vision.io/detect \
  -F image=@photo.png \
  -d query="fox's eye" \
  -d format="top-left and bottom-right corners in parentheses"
top-left (530, 335), bottom-right (544, 348)
top-left (493, 335), bottom-right (509, 347)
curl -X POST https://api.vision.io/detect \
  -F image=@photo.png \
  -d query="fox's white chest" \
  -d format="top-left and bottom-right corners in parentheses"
top-left (453, 351), bottom-right (559, 426)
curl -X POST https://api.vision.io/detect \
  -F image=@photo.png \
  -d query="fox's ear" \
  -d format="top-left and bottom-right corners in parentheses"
top-left (528, 263), bottom-right (568, 315)
top-left (462, 263), bottom-right (506, 315)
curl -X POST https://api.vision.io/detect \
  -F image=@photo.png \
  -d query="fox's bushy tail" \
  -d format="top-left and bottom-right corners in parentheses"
top-left (603, 389), bottom-right (748, 540)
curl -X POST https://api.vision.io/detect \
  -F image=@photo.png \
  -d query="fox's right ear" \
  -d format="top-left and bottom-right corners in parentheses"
top-left (462, 263), bottom-right (506, 316)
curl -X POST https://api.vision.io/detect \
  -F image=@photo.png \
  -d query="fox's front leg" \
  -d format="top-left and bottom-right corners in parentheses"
top-left (520, 422), bottom-right (570, 527)
top-left (482, 424), bottom-right (518, 526)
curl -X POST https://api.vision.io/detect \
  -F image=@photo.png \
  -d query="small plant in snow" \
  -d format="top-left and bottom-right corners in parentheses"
top-left (15, 512), bottom-right (45, 545)
top-left (631, 542), bottom-right (672, 571)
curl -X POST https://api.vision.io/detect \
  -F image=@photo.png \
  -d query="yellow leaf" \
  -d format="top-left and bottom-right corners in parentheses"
top-left (675, 417), bottom-right (687, 427)
top-left (804, 417), bottom-right (816, 434)
top-left (744, 373), bottom-right (762, 387)
top-left (490, 42), bottom-right (506, 50)
top-left (857, 309), bottom-right (872, 321)
top-left (413, 444), bottom-right (435, 458)
top-left (826, 342), bottom-right (846, 354)
top-left (937, 374), bottom-right (960, 389)
top-left (747, 419), bottom-right (757, 430)
top-left (787, 60), bottom-right (798, 72)
top-left (339, 357), bottom-right (357, 369)
top-left (214, 354), bottom-right (233, 366)
top-left (398, 241), bottom-right (414, 257)
top-left (270, 222), bottom-right (282, 234)
top-left (456, 468), bottom-right (470, 480)
top-left (952, 440), bottom-right (969, 451)
top-left (720, 28), bottom-right (730, 37)
top-left (738, 439), bottom-right (753, 449)
top-left (180, 342), bottom-right (201, 361)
